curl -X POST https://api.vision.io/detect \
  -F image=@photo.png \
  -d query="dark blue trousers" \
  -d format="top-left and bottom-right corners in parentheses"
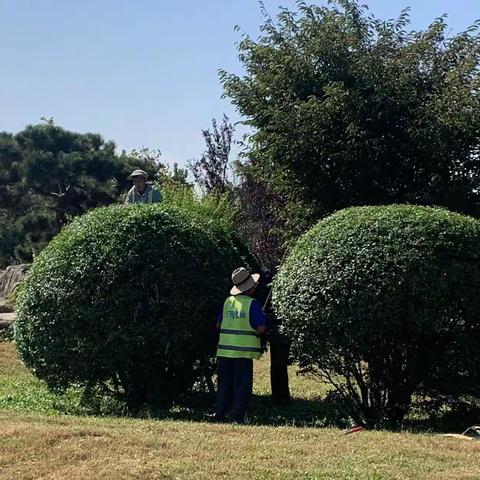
top-left (215, 357), bottom-right (253, 423)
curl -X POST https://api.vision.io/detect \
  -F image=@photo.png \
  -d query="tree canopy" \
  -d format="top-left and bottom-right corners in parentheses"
top-left (221, 0), bottom-right (480, 242)
top-left (0, 123), bottom-right (158, 267)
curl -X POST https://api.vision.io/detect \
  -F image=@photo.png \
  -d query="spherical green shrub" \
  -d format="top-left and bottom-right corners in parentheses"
top-left (273, 205), bottom-right (480, 427)
top-left (15, 203), bottom-right (255, 409)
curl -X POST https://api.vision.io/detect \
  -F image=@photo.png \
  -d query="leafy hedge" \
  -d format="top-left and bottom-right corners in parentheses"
top-left (273, 205), bottom-right (480, 427)
top-left (15, 203), bottom-right (255, 409)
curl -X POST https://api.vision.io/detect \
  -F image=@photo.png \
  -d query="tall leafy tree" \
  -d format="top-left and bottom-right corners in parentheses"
top-left (189, 115), bottom-right (234, 195)
top-left (221, 1), bottom-right (480, 238)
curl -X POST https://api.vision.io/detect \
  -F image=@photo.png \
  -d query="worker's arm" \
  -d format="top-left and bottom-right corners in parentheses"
top-left (250, 299), bottom-right (268, 334)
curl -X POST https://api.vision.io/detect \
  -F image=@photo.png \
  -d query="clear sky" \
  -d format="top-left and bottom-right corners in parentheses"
top-left (0, 0), bottom-right (478, 166)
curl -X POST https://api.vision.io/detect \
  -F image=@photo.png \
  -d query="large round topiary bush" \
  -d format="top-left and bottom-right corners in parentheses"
top-left (15, 203), bottom-right (255, 409)
top-left (273, 205), bottom-right (480, 427)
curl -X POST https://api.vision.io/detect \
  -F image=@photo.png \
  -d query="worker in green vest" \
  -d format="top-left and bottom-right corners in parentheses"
top-left (124, 169), bottom-right (162, 204)
top-left (214, 267), bottom-right (267, 424)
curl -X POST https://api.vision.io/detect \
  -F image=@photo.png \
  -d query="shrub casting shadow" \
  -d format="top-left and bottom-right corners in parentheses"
top-left (130, 392), bottom-right (354, 429)
top-left (116, 393), bottom-right (480, 433)
top-left (56, 376), bottom-right (480, 433)
top-left (58, 381), bottom-right (480, 433)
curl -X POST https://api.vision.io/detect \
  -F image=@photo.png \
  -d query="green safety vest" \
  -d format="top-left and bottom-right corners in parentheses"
top-left (217, 295), bottom-right (262, 360)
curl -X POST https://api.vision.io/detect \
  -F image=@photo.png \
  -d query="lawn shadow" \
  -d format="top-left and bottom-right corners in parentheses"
top-left (142, 392), bottom-right (480, 433)
top-left (403, 397), bottom-right (480, 434)
top-left (143, 392), bottom-right (352, 429)
top-left (248, 393), bottom-right (352, 428)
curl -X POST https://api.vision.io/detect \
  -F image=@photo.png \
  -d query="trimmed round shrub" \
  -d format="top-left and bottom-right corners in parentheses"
top-left (15, 203), bottom-right (255, 409)
top-left (273, 205), bottom-right (480, 427)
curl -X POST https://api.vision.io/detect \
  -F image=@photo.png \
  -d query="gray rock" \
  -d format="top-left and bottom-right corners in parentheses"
top-left (0, 299), bottom-right (13, 313)
top-left (0, 312), bottom-right (15, 324)
top-left (0, 264), bottom-right (28, 305)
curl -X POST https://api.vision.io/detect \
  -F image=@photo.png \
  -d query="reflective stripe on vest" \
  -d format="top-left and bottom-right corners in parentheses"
top-left (217, 295), bottom-right (262, 360)
top-left (147, 187), bottom-right (153, 203)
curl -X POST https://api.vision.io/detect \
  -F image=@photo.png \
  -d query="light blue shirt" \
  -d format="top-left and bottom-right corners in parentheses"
top-left (125, 184), bottom-right (162, 204)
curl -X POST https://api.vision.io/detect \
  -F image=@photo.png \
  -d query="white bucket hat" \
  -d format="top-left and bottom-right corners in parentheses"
top-left (230, 267), bottom-right (260, 295)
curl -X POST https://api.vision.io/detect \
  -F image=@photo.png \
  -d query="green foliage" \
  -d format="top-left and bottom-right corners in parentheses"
top-left (0, 214), bottom-right (18, 270)
top-left (157, 162), bottom-right (192, 189)
top-left (160, 181), bottom-right (238, 233)
top-left (0, 123), bottom-right (159, 265)
top-left (222, 1), bottom-right (480, 237)
top-left (273, 205), bottom-right (480, 427)
top-left (0, 325), bottom-right (13, 342)
top-left (14, 203), bottom-right (255, 410)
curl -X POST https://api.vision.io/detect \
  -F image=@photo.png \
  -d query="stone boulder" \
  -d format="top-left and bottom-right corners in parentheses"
top-left (0, 264), bottom-right (28, 340)
top-left (0, 264), bottom-right (29, 302)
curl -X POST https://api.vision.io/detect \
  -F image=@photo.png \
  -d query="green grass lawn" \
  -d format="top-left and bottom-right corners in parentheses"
top-left (0, 339), bottom-right (336, 426)
top-left (1, 341), bottom-right (480, 480)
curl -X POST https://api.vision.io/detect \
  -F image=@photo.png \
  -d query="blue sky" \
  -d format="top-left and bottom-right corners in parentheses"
top-left (0, 0), bottom-right (478, 166)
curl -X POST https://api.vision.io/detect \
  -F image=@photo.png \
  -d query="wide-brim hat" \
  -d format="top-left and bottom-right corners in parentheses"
top-left (127, 169), bottom-right (148, 180)
top-left (230, 267), bottom-right (260, 295)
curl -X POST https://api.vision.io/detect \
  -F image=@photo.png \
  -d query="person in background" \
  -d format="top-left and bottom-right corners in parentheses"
top-left (256, 267), bottom-right (291, 405)
top-left (214, 267), bottom-right (267, 424)
top-left (124, 169), bottom-right (162, 204)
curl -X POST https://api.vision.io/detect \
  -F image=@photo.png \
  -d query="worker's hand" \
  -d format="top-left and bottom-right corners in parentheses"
top-left (257, 324), bottom-right (268, 335)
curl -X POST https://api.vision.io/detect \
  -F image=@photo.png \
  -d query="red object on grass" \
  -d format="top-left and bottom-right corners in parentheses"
top-left (344, 426), bottom-right (365, 434)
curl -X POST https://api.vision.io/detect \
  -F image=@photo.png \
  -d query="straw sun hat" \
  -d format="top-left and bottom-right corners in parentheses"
top-left (127, 169), bottom-right (148, 180)
top-left (230, 267), bottom-right (260, 295)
